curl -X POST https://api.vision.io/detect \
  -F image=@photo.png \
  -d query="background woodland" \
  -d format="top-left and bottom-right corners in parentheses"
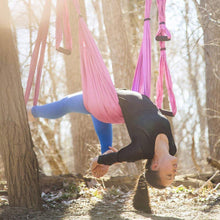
top-left (0, 0), bottom-right (219, 209)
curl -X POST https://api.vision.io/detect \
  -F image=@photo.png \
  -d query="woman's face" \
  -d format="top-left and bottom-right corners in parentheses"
top-left (158, 155), bottom-right (178, 186)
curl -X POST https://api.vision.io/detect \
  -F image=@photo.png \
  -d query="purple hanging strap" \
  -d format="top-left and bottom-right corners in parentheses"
top-left (132, 0), bottom-right (152, 97)
top-left (24, 0), bottom-right (51, 106)
top-left (155, 0), bottom-right (177, 116)
top-left (155, 0), bottom-right (171, 41)
top-left (156, 41), bottom-right (177, 116)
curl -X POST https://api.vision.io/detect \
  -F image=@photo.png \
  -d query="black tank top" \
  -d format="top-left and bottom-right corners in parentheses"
top-left (98, 89), bottom-right (177, 165)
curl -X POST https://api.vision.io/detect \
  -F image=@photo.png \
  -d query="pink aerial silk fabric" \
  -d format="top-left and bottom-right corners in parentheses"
top-left (56, 0), bottom-right (72, 55)
top-left (24, 0), bottom-right (51, 106)
top-left (156, 42), bottom-right (177, 115)
top-left (155, 0), bottom-right (177, 116)
top-left (132, 0), bottom-right (152, 98)
top-left (73, 0), bottom-right (124, 124)
top-left (155, 0), bottom-right (171, 41)
top-left (25, 0), bottom-right (176, 119)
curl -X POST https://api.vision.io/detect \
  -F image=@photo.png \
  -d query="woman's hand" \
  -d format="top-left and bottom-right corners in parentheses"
top-left (108, 146), bottom-right (118, 153)
top-left (91, 157), bottom-right (109, 178)
top-left (90, 146), bottom-right (118, 178)
top-left (27, 106), bottom-right (36, 122)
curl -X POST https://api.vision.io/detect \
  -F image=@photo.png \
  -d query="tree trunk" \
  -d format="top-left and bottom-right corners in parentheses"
top-left (0, 0), bottom-right (41, 209)
top-left (91, 0), bottom-right (110, 66)
top-left (203, 3), bottom-right (220, 159)
top-left (102, 0), bottom-right (134, 88)
top-left (184, 0), bottom-right (208, 161)
top-left (32, 121), bottom-right (69, 175)
top-left (64, 0), bottom-right (98, 174)
top-left (194, 0), bottom-right (220, 159)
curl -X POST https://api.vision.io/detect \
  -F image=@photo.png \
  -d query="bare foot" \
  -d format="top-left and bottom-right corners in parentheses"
top-left (27, 106), bottom-right (36, 122)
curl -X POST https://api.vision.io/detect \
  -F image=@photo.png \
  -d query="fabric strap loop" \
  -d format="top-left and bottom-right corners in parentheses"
top-left (25, 0), bottom-right (51, 106)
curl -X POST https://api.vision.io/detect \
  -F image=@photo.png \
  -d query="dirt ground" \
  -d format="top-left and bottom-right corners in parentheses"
top-left (0, 174), bottom-right (219, 220)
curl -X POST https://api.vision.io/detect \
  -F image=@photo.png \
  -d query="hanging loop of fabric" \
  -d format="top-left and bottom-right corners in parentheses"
top-left (132, 0), bottom-right (152, 97)
top-left (155, 0), bottom-right (171, 41)
top-left (156, 41), bottom-right (177, 116)
top-left (72, 0), bottom-right (124, 123)
top-left (24, 0), bottom-right (51, 106)
top-left (56, 0), bottom-right (72, 55)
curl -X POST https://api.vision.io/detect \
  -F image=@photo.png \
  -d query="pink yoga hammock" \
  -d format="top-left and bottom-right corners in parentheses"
top-left (73, 0), bottom-right (124, 124)
top-left (25, 0), bottom-right (177, 122)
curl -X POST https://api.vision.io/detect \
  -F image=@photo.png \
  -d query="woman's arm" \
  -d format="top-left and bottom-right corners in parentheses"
top-left (97, 140), bottom-right (146, 165)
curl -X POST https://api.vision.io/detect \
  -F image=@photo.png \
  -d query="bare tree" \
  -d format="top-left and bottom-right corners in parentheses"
top-left (193, 0), bottom-right (220, 159)
top-left (184, 0), bottom-right (208, 164)
top-left (91, 0), bottom-right (110, 65)
top-left (0, 0), bottom-right (41, 209)
top-left (64, 0), bottom-right (98, 174)
top-left (102, 0), bottom-right (134, 88)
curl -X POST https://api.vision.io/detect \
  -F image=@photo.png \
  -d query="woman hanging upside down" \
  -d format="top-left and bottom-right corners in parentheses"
top-left (27, 0), bottom-right (177, 190)
top-left (29, 89), bottom-right (177, 188)
top-left (29, 88), bottom-right (177, 213)
top-left (25, 0), bottom-right (177, 214)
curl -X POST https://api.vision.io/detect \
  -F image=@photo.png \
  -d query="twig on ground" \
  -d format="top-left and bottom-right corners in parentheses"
top-left (197, 170), bottom-right (219, 192)
top-left (211, 182), bottom-right (220, 193)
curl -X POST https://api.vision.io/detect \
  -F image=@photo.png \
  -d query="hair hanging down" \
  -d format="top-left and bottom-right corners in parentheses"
top-left (132, 174), bottom-right (152, 213)
top-left (133, 159), bottom-right (167, 213)
top-left (145, 159), bottom-right (166, 189)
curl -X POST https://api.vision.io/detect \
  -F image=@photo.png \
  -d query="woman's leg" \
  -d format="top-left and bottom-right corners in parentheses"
top-left (91, 116), bottom-right (112, 154)
top-left (31, 91), bottom-right (113, 154)
top-left (31, 91), bottom-right (89, 119)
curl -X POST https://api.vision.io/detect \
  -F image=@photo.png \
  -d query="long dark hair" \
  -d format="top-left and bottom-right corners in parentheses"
top-left (145, 159), bottom-right (166, 189)
top-left (132, 173), bottom-right (152, 213)
top-left (133, 160), bottom-right (167, 213)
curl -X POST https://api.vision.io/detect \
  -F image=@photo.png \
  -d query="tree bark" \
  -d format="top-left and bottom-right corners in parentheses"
top-left (184, 0), bottom-right (208, 162)
top-left (193, 0), bottom-right (220, 159)
top-left (64, 0), bottom-right (98, 174)
top-left (0, 0), bottom-right (41, 209)
top-left (32, 122), bottom-right (69, 175)
top-left (91, 0), bottom-right (109, 66)
top-left (102, 0), bottom-right (134, 88)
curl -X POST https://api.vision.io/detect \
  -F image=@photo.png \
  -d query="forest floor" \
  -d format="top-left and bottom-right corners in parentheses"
top-left (0, 173), bottom-right (220, 220)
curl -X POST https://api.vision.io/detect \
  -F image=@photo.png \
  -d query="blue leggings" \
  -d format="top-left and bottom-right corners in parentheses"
top-left (31, 92), bottom-right (112, 154)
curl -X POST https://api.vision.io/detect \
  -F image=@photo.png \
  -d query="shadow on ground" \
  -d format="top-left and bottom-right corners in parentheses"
top-left (88, 189), bottom-right (183, 220)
